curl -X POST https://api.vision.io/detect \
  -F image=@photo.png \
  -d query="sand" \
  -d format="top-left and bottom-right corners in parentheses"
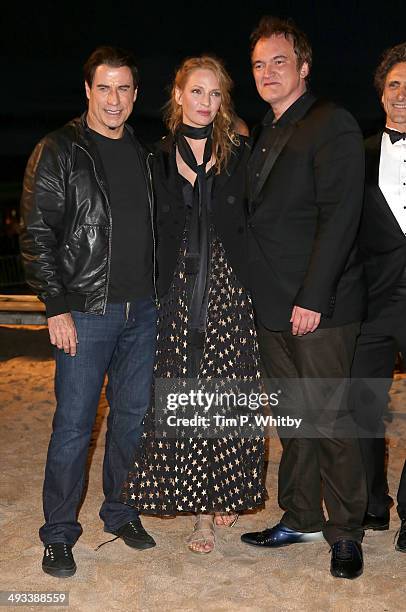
top-left (0, 325), bottom-right (405, 612)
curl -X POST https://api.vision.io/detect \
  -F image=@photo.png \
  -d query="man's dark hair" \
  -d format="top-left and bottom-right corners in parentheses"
top-left (83, 46), bottom-right (139, 88)
top-left (374, 42), bottom-right (406, 97)
top-left (250, 15), bottom-right (312, 73)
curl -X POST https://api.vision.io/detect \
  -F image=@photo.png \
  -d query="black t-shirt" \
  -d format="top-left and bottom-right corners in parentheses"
top-left (90, 128), bottom-right (153, 302)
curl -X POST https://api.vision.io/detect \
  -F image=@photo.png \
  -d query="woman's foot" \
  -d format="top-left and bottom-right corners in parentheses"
top-left (214, 513), bottom-right (239, 527)
top-left (187, 514), bottom-right (215, 554)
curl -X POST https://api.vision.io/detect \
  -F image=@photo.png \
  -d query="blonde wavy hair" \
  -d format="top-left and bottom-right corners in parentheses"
top-left (164, 56), bottom-right (240, 173)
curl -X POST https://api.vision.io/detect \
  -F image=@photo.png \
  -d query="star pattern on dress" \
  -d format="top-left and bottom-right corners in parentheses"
top-left (122, 229), bottom-right (266, 515)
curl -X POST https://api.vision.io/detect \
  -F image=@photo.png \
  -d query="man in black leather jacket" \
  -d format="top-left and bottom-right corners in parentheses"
top-left (20, 46), bottom-right (157, 577)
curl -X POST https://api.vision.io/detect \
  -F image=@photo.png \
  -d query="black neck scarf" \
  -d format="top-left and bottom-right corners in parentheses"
top-left (176, 122), bottom-right (213, 338)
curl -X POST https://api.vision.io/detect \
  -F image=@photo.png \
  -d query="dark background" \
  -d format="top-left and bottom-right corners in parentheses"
top-left (1, 1), bottom-right (406, 286)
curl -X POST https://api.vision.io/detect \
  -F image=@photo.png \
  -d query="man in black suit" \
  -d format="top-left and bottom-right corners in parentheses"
top-left (351, 43), bottom-right (406, 553)
top-left (241, 16), bottom-right (367, 579)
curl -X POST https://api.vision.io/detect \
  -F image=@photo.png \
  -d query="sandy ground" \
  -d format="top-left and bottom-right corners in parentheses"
top-left (0, 325), bottom-right (405, 612)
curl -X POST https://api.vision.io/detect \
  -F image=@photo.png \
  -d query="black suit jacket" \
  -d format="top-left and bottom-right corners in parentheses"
top-left (247, 94), bottom-right (366, 330)
top-left (152, 134), bottom-right (251, 297)
top-left (358, 131), bottom-right (406, 319)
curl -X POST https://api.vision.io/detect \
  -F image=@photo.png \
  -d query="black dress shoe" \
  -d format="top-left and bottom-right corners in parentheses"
top-left (330, 540), bottom-right (363, 579)
top-left (241, 522), bottom-right (324, 548)
top-left (113, 518), bottom-right (156, 550)
top-left (363, 511), bottom-right (390, 531)
top-left (42, 543), bottom-right (76, 578)
top-left (395, 519), bottom-right (406, 552)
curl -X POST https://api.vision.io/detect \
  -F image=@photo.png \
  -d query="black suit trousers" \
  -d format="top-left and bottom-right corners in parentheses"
top-left (257, 321), bottom-right (367, 544)
top-left (351, 292), bottom-right (406, 520)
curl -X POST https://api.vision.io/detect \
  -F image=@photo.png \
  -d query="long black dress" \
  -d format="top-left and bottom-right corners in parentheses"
top-left (122, 139), bottom-right (266, 515)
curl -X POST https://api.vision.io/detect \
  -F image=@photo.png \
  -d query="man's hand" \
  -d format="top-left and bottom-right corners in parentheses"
top-left (290, 305), bottom-right (321, 336)
top-left (47, 313), bottom-right (78, 356)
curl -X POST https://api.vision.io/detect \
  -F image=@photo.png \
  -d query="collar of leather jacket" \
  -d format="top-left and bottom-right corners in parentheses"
top-left (62, 112), bottom-right (152, 159)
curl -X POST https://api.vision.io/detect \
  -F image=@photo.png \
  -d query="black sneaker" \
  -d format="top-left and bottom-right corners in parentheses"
top-left (113, 518), bottom-right (156, 550)
top-left (42, 543), bottom-right (76, 578)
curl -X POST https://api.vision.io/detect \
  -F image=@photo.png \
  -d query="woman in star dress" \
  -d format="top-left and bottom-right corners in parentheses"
top-left (122, 55), bottom-right (266, 553)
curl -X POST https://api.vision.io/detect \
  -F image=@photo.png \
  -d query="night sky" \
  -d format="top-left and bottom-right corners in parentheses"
top-left (2, 0), bottom-right (406, 180)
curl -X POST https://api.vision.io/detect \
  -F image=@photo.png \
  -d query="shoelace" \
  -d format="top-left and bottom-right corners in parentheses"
top-left (332, 540), bottom-right (353, 560)
top-left (128, 521), bottom-right (140, 532)
top-left (46, 543), bottom-right (71, 558)
top-left (94, 521), bottom-right (141, 551)
top-left (94, 536), bottom-right (119, 551)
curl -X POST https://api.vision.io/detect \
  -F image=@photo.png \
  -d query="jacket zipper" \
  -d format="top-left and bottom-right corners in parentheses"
top-left (75, 140), bottom-right (157, 313)
top-left (75, 143), bottom-right (112, 315)
top-left (146, 152), bottom-right (158, 306)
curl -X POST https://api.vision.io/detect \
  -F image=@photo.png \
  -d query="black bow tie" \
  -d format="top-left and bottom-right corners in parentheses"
top-left (384, 127), bottom-right (406, 144)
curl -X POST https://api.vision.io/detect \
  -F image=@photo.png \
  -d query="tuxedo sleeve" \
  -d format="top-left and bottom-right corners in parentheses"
top-left (294, 109), bottom-right (365, 315)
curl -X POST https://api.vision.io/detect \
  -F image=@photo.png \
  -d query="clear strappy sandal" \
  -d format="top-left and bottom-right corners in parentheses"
top-left (214, 512), bottom-right (239, 527)
top-left (187, 514), bottom-right (215, 554)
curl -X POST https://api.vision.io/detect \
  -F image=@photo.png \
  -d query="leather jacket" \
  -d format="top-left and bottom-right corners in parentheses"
top-left (19, 114), bottom-right (156, 317)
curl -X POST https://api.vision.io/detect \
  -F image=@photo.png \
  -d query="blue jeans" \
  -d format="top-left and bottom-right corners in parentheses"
top-left (39, 298), bottom-right (157, 546)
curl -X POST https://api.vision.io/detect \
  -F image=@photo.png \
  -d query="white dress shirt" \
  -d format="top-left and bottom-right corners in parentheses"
top-left (379, 129), bottom-right (406, 234)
